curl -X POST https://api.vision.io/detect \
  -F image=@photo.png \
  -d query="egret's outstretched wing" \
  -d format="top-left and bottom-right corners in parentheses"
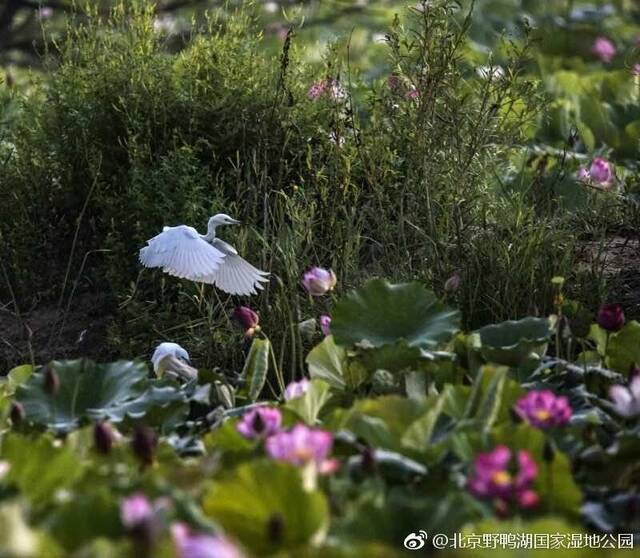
top-left (139, 225), bottom-right (224, 280)
top-left (203, 239), bottom-right (270, 296)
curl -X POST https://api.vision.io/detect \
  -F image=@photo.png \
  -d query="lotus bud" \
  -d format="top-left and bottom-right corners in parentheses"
top-left (591, 37), bottom-right (616, 62)
top-left (43, 366), bottom-right (60, 395)
top-left (266, 513), bottom-right (285, 544)
top-left (319, 315), bottom-right (332, 336)
top-left (132, 425), bottom-right (157, 467)
top-left (302, 267), bottom-right (337, 296)
top-left (10, 402), bottom-right (25, 425)
top-left (597, 303), bottom-right (625, 332)
top-left (283, 378), bottom-right (310, 401)
top-left (361, 446), bottom-right (377, 475)
top-left (589, 158), bottom-right (613, 186)
top-left (444, 272), bottom-right (461, 293)
top-left (94, 421), bottom-right (115, 454)
top-left (233, 306), bottom-right (260, 337)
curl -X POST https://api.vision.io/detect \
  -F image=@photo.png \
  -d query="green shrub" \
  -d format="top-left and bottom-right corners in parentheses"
top-left (0, 1), bottom-right (581, 371)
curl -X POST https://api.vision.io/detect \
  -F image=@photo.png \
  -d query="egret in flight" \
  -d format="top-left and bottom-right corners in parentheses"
top-left (139, 214), bottom-right (269, 296)
top-left (151, 342), bottom-right (198, 381)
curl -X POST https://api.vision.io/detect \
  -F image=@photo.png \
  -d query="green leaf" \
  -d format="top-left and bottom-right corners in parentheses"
top-left (475, 366), bottom-right (508, 433)
top-left (331, 279), bottom-right (460, 352)
top-left (336, 396), bottom-right (433, 455)
top-left (5, 365), bottom-right (34, 392)
top-left (477, 317), bottom-right (551, 367)
top-left (14, 359), bottom-right (188, 433)
top-left (401, 391), bottom-right (447, 451)
top-left (202, 460), bottom-right (329, 555)
top-left (605, 321), bottom-right (640, 374)
top-left (307, 336), bottom-right (348, 390)
top-left (242, 338), bottom-right (271, 402)
top-left (285, 379), bottom-right (332, 425)
top-left (48, 488), bottom-right (121, 551)
top-left (2, 434), bottom-right (84, 506)
top-left (357, 342), bottom-right (424, 374)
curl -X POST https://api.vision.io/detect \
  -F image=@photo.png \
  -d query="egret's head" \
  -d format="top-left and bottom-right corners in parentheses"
top-left (151, 342), bottom-right (190, 373)
top-left (209, 213), bottom-right (241, 228)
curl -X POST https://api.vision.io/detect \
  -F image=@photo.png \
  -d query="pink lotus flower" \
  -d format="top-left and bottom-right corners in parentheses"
top-left (236, 407), bottom-right (282, 440)
top-left (283, 378), bottom-right (310, 401)
top-left (577, 158), bottom-right (614, 188)
top-left (609, 374), bottom-right (640, 418)
top-left (319, 315), bottom-right (331, 336)
top-left (467, 446), bottom-right (539, 510)
top-left (632, 64), bottom-right (640, 76)
top-left (589, 158), bottom-right (614, 185)
top-left (302, 267), bottom-right (337, 296)
top-left (515, 390), bottom-right (572, 429)
top-left (172, 523), bottom-right (245, 558)
top-left (592, 37), bottom-right (616, 63)
top-left (120, 493), bottom-right (154, 529)
top-left (597, 303), bottom-right (625, 332)
top-left (265, 424), bottom-right (336, 471)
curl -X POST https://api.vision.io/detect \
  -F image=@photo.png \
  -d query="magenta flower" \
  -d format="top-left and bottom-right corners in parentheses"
top-left (514, 390), bottom-right (572, 429)
top-left (444, 272), bottom-right (461, 293)
top-left (307, 79), bottom-right (345, 101)
top-left (387, 74), bottom-right (402, 91)
top-left (609, 374), bottom-right (640, 418)
top-left (405, 87), bottom-right (420, 100)
top-left (265, 424), bottom-right (334, 469)
top-left (319, 315), bottom-right (331, 336)
top-left (467, 446), bottom-right (539, 510)
top-left (236, 406), bottom-right (282, 440)
top-left (284, 378), bottom-right (310, 401)
top-left (592, 37), bottom-right (616, 62)
top-left (302, 267), bottom-right (337, 296)
top-left (577, 158), bottom-right (614, 188)
top-left (233, 306), bottom-right (260, 337)
top-left (597, 303), bottom-right (625, 332)
top-left (576, 167), bottom-right (590, 181)
top-left (120, 493), bottom-right (154, 529)
top-left (172, 523), bottom-right (245, 558)
top-left (589, 158), bottom-right (614, 185)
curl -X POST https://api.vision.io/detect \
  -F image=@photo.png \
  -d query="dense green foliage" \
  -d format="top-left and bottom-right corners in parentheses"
top-left (5, 1), bottom-right (632, 372)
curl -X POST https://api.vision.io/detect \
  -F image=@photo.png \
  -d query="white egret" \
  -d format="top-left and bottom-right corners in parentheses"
top-left (139, 214), bottom-right (269, 296)
top-left (151, 342), bottom-right (198, 381)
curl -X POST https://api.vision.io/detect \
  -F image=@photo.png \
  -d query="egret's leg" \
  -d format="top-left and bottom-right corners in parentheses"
top-left (197, 282), bottom-right (205, 311)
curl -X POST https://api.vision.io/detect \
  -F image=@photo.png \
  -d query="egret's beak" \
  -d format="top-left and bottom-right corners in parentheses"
top-left (230, 218), bottom-right (241, 225)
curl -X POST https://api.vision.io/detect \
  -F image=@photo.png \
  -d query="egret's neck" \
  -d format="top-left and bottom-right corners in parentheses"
top-left (203, 220), bottom-right (218, 242)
